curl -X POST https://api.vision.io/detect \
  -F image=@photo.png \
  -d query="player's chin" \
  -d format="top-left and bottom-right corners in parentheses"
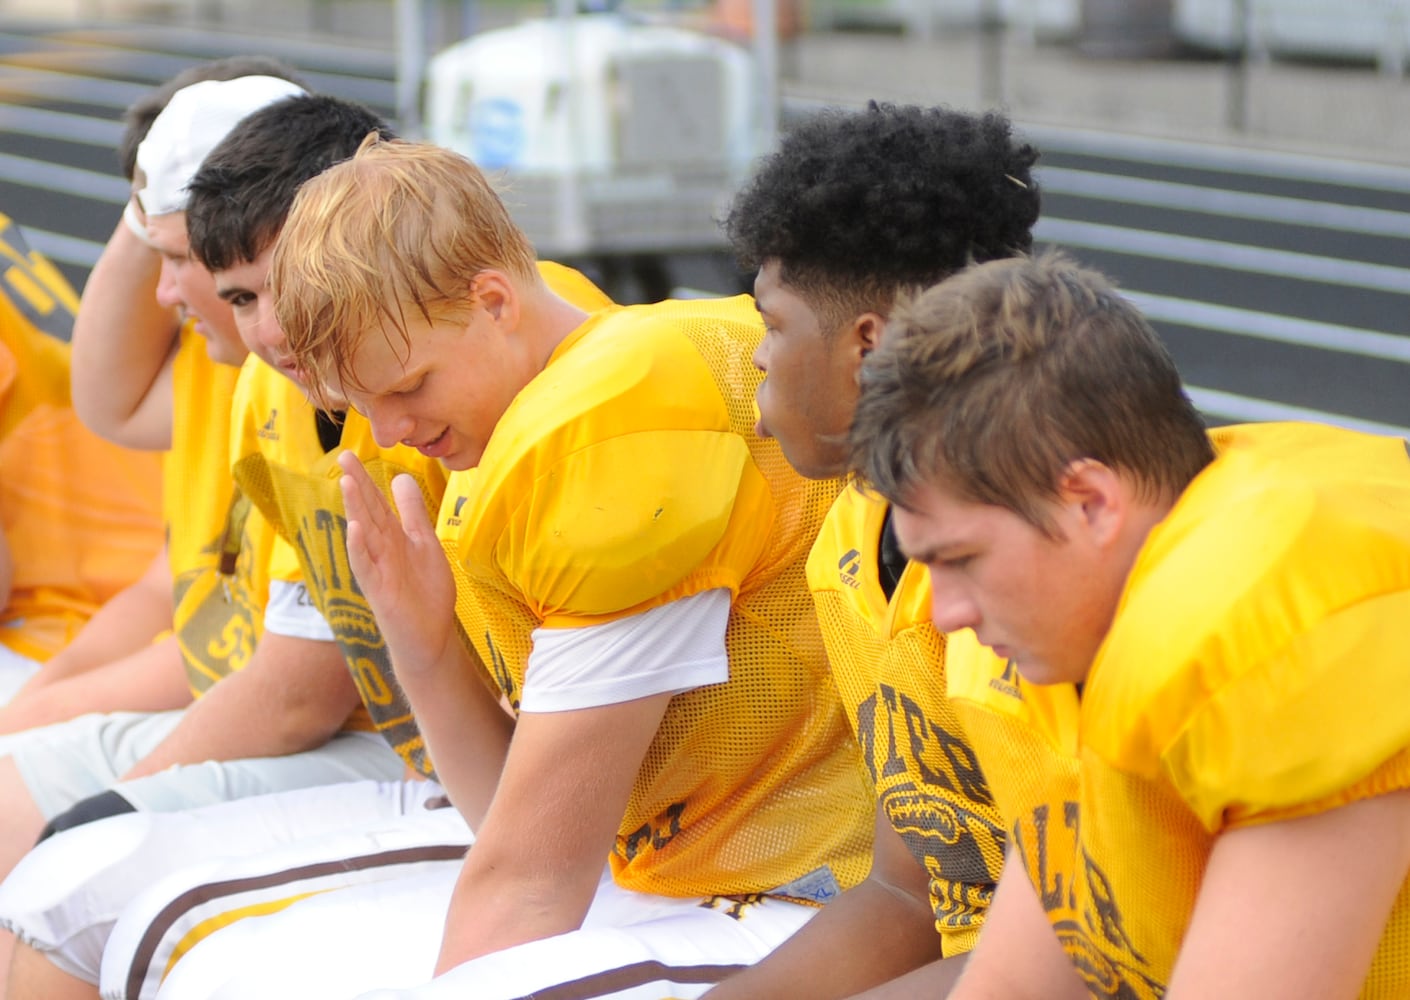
top-left (207, 340), bottom-right (249, 368)
top-left (439, 440), bottom-right (484, 472)
top-left (780, 436), bottom-right (847, 482)
top-left (1009, 653), bottom-right (1073, 688)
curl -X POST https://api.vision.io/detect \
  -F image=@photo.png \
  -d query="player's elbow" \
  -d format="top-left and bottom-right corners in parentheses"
top-left (70, 345), bottom-right (176, 451)
top-left (271, 667), bottom-right (366, 755)
top-left (270, 695), bottom-right (357, 755)
top-left (71, 393), bottom-right (171, 451)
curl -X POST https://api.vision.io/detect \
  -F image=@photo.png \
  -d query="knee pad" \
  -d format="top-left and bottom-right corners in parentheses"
top-left (37, 789), bottom-right (137, 844)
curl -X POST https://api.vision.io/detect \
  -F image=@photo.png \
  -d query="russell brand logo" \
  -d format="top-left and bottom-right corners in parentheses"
top-left (445, 495), bottom-right (469, 528)
top-left (989, 658), bottom-right (1022, 700)
top-left (837, 548), bottom-right (862, 590)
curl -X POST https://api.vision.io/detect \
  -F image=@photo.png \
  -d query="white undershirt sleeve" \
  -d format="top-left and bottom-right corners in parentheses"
top-left (520, 588), bottom-right (731, 712)
top-left (262, 580), bottom-right (337, 642)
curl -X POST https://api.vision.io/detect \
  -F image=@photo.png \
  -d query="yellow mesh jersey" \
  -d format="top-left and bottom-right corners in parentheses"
top-left (230, 262), bottom-right (608, 773)
top-left (808, 484), bottom-right (1005, 957)
top-left (166, 331), bottom-right (267, 695)
top-left (437, 295), bottom-right (874, 900)
top-left (230, 357), bottom-right (444, 764)
top-left (947, 422), bottom-right (1410, 999)
top-left (0, 217), bottom-right (163, 659)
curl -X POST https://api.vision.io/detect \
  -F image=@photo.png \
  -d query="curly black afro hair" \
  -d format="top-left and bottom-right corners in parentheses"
top-left (725, 102), bottom-right (1040, 328)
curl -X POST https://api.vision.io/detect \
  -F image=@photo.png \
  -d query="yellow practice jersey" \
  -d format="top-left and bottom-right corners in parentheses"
top-left (0, 216), bottom-right (164, 659)
top-left (534, 259), bottom-right (614, 315)
top-left (809, 484), bottom-right (1006, 956)
top-left (230, 261), bottom-right (609, 773)
top-left (438, 295), bottom-right (874, 901)
top-left (947, 422), bottom-right (1410, 999)
top-left (231, 357), bottom-right (443, 765)
top-left (167, 331), bottom-right (269, 694)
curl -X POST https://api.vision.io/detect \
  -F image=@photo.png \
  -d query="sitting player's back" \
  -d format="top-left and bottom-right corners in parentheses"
top-left (0, 216), bottom-right (163, 670)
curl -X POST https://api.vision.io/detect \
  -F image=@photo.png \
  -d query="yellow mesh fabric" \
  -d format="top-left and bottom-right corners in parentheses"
top-left (230, 361), bottom-right (447, 768)
top-left (232, 262), bottom-right (607, 771)
top-left (810, 485), bottom-right (1006, 957)
top-left (0, 255), bottom-right (163, 659)
top-left (947, 423), bottom-right (1410, 998)
top-left (960, 670), bottom-right (1410, 1000)
top-left (946, 646), bottom-right (1161, 998)
top-left (166, 332), bottom-right (266, 696)
top-left (438, 295), bottom-right (875, 899)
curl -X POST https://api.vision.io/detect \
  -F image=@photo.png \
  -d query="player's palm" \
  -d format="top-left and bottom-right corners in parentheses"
top-left (339, 452), bottom-right (456, 674)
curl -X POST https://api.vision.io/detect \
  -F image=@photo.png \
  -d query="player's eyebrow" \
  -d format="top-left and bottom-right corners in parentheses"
top-left (366, 365), bottom-right (426, 396)
top-left (902, 541), bottom-right (955, 564)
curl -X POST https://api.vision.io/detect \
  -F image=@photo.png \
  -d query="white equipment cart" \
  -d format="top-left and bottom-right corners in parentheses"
top-left (424, 12), bottom-right (760, 296)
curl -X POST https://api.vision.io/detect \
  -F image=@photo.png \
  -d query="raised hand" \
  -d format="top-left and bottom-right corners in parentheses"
top-left (338, 450), bottom-right (457, 676)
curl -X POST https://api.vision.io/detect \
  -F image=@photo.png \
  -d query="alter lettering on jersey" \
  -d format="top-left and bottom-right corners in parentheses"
top-left (853, 683), bottom-right (1004, 926)
top-left (988, 659), bottom-right (1022, 700)
top-left (206, 606), bottom-right (256, 666)
top-left (293, 509), bottom-right (348, 597)
top-left (290, 500), bottom-right (430, 775)
top-left (1014, 804), bottom-right (1163, 1000)
top-left (699, 893), bottom-right (766, 920)
top-left (348, 655), bottom-right (396, 706)
top-left (0, 219), bottom-right (75, 339)
top-left (258, 409), bottom-right (280, 441)
top-left (855, 683), bottom-right (994, 806)
top-left (622, 801), bottom-right (685, 861)
top-left (481, 630), bottom-right (519, 710)
top-left (176, 533), bottom-right (261, 690)
top-left (445, 495), bottom-right (469, 528)
top-left (837, 548), bottom-right (862, 590)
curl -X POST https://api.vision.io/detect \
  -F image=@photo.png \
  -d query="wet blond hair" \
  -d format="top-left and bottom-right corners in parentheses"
top-left (850, 252), bottom-right (1214, 534)
top-left (272, 135), bottom-right (536, 403)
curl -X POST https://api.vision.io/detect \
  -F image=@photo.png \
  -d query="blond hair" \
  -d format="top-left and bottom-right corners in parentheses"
top-left (272, 135), bottom-right (536, 402)
top-left (850, 252), bottom-right (1213, 533)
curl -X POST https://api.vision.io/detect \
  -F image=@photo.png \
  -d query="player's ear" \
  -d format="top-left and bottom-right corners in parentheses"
top-left (1056, 458), bottom-right (1125, 548)
top-left (848, 312), bottom-right (885, 366)
top-left (469, 270), bottom-right (519, 329)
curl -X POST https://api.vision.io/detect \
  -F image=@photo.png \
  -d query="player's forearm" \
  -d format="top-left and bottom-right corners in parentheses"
top-left (120, 636), bottom-right (359, 778)
top-left (434, 692), bottom-right (670, 975)
top-left (70, 216), bottom-right (181, 450)
top-left (435, 833), bottom-right (598, 974)
top-left (396, 642), bottom-right (513, 827)
top-left (121, 691), bottom-right (335, 778)
top-left (849, 954), bottom-right (970, 999)
top-left (946, 853), bottom-right (1087, 1000)
top-left (704, 878), bottom-right (950, 1000)
top-left (0, 635), bottom-right (190, 735)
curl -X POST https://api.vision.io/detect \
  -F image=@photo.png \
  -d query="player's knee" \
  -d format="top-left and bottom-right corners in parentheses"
top-left (36, 790), bottom-right (137, 844)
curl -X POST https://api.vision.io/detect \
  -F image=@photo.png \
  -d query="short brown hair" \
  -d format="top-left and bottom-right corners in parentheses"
top-left (272, 136), bottom-right (537, 402)
top-left (850, 252), bottom-right (1213, 533)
